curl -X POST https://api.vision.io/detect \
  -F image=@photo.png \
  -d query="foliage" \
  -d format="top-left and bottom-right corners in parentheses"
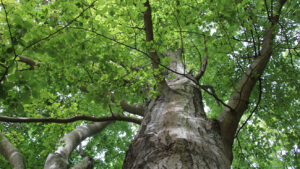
top-left (0, 0), bottom-right (299, 168)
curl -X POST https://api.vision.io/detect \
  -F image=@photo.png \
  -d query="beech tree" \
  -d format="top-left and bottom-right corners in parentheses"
top-left (0, 0), bottom-right (299, 168)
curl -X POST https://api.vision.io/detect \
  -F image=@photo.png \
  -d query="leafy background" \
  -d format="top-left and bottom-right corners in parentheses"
top-left (0, 0), bottom-right (299, 168)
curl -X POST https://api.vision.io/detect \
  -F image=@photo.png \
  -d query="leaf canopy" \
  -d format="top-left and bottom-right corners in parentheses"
top-left (0, 0), bottom-right (299, 168)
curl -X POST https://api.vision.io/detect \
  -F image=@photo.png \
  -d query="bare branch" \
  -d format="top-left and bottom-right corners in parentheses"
top-left (0, 115), bottom-right (141, 124)
top-left (0, 133), bottom-right (25, 169)
top-left (44, 122), bottom-right (111, 169)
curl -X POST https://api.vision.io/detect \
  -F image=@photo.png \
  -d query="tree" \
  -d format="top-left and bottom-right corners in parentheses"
top-left (0, 0), bottom-right (299, 168)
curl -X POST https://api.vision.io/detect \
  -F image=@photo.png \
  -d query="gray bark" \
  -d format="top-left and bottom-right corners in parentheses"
top-left (0, 133), bottom-right (25, 169)
top-left (123, 52), bottom-right (231, 168)
top-left (44, 122), bottom-right (112, 169)
top-left (123, 75), bottom-right (230, 168)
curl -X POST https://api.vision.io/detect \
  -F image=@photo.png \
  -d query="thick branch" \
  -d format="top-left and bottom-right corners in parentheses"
top-left (0, 115), bottom-right (141, 124)
top-left (143, 0), bottom-right (169, 91)
top-left (120, 100), bottom-right (145, 116)
top-left (44, 122), bottom-right (110, 169)
top-left (17, 55), bottom-right (40, 69)
top-left (0, 133), bottom-right (25, 169)
top-left (218, 0), bottom-right (287, 161)
top-left (143, 0), bottom-right (159, 68)
top-left (235, 78), bottom-right (262, 138)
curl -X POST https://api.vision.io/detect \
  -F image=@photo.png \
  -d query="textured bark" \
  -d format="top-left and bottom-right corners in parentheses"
top-left (0, 133), bottom-right (25, 169)
top-left (123, 55), bottom-right (231, 168)
top-left (44, 122), bottom-right (112, 169)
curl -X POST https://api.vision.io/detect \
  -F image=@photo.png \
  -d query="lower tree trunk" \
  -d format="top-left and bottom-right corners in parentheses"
top-left (123, 77), bottom-right (231, 169)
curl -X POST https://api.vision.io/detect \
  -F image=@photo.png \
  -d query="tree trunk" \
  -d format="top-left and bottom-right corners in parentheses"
top-left (123, 75), bottom-right (231, 169)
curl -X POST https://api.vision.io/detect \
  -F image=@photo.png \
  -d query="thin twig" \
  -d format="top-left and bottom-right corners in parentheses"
top-left (0, 114), bottom-right (142, 124)
top-left (191, 40), bottom-right (202, 65)
top-left (195, 33), bottom-right (209, 80)
top-left (264, 0), bottom-right (271, 19)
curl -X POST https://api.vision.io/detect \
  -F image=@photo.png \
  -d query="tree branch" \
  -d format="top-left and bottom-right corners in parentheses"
top-left (17, 55), bottom-right (40, 69)
top-left (234, 78), bottom-right (262, 138)
top-left (143, 0), bottom-right (159, 68)
top-left (120, 100), bottom-right (145, 117)
top-left (200, 85), bottom-right (221, 106)
top-left (195, 33), bottom-right (209, 81)
top-left (218, 0), bottom-right (287, 161)
top-left (0, 133), bottom-right (25, 169)
top-left (44, 122), bottom-right (111, 169)
top-left (143, 0), bottom-right (169, 92)
top-left (0, 115), bottom-right (141, 124)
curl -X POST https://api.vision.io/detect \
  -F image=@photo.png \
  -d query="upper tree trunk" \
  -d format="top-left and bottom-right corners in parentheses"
top-left (123, 70), bottom-right (231, 169)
